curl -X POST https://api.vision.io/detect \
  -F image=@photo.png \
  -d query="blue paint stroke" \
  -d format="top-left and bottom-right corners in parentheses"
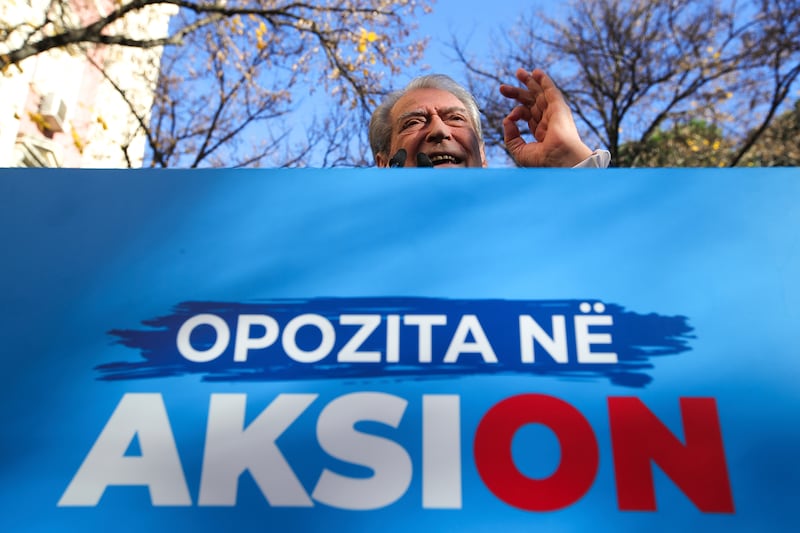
top-left (102, 298), bottom-right (693, 388)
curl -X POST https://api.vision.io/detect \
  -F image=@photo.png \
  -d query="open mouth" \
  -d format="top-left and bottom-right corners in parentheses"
top-left (428, 153), bottom-right (462, 166)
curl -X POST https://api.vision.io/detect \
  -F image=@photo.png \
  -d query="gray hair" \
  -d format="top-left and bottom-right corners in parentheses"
top-left (368, 74), bottom-right (483, 160)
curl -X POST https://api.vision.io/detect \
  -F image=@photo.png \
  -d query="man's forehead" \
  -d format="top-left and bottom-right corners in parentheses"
top-left (391, 88), bottom-right (467, 120)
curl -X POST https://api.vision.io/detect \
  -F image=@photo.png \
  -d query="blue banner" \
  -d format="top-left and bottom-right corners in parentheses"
top-left (1, 168), bottom-right (798, 531)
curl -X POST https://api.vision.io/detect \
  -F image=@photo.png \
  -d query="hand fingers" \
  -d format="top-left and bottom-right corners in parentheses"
top-left (517, 68), bottom-right (545, 102)
top-left (504, 104), bottom-right (551, 158)
top-left (506, 104), bottom-right (531, 123)
top-left (531, 69), bottom-right (558, 94)
top-left (501, 68), bottom-right (561, 150)
top-left (507, 104), bottom-right (545, 138)
top-left (502, 70), bottom-right (553, 120)
top-left (533, 119), bottom-right (548, 143)
top-left (499, 83), bottom-right (535, 107)
top-left (500, 69), bottom-right (556, 111)
top-left (530, 69), bottom-right (570, 112)
top-left (502, 113), bottom-right (525, 156)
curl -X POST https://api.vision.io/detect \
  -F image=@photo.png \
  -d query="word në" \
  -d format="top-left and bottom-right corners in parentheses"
top-left (58, 392), bottom-right (734, 513)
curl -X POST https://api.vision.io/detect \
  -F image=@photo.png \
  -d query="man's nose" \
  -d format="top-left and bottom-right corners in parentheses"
top-left (425, 114), bottom-right (451, 142)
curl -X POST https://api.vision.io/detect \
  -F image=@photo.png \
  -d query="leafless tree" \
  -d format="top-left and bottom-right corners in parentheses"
top-left (452, 0), bottom-right (800, 167)
top-left (2, 1), bottom-right (430, 167)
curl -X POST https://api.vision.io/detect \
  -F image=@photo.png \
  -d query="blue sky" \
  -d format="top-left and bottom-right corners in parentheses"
top-left (401, 0), bottom-right (532, 84)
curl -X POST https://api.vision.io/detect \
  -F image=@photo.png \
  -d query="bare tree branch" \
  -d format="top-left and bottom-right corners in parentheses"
top-left (451, 0), bottom-right (800, 167)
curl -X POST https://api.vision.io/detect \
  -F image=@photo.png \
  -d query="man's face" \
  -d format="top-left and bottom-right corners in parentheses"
top-left (377, 88), bottom-right (487, 168)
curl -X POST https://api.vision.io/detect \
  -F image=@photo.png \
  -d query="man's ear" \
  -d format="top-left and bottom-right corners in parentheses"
top-left (375, 152), bottom-right (389, 168)
top-left (480, 144), bottom-right (488, 168)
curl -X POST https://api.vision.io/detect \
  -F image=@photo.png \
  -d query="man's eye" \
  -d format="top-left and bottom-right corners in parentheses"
top-left (401, 118), bottom-right (424, 130)
top-left (447, 114), bottom-right (467, 123)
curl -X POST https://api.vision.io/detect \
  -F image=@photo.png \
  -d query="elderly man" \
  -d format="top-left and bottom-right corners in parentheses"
top-left (369, 68), bottom-right (610, 168)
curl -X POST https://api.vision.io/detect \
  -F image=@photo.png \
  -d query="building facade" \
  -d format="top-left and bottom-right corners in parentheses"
top-left (0, 0), bottom-right (176, 168)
